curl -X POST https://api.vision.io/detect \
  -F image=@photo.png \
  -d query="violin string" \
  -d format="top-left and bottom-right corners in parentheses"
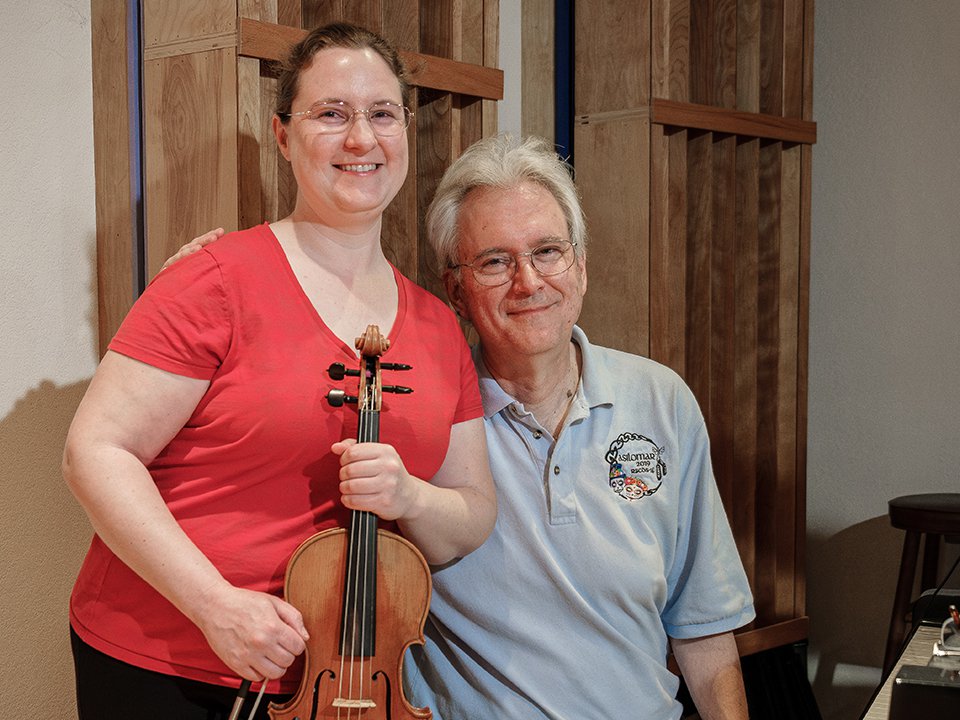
top-left (358, 364), bottom-right (377, 715)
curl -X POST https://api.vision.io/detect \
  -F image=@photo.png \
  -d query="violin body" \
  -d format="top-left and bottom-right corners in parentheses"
top-left (268, 527), bottom-right (432, 720)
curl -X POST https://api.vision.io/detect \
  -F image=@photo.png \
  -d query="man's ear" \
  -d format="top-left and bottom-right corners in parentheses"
top-left (273, 115), bottom-right (291, 161)
top-left (444, 271), bottom-right (471, 321)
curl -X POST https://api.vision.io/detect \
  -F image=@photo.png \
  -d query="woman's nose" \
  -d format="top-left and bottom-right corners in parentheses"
top-left (343, 113), bottom-right (379, 149)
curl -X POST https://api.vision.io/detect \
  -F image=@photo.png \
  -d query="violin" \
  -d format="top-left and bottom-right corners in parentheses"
top-left (265, 325), bottom-right (432, 720)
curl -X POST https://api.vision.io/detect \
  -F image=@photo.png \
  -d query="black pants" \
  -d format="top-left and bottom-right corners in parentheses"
top-left (70, 627), bottom-right (288, 720)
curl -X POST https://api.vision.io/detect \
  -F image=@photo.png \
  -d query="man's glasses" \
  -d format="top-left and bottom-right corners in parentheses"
top-left (279, 100), bottom-right (413, 137)
top-left (450, 239), bottom-right (579, 287)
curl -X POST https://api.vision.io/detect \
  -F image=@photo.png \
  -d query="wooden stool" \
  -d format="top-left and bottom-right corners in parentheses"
top-left (882, 493), bottom-right (960, 675)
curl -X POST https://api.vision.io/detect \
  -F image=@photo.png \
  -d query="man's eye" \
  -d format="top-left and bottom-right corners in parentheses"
top-left (478, 256), bottom-right (512, 272)
top-left (533, 245), bottom-right (563, 259)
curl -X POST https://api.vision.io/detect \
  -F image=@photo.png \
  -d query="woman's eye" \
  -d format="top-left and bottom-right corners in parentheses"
top-left (312, 107), bottom-right (348, 122)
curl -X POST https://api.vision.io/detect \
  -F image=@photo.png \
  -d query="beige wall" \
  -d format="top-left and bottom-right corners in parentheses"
top-left (0, 2), bottom-right (99, 718)
top-left (808, 3), bottom-right (960, 719)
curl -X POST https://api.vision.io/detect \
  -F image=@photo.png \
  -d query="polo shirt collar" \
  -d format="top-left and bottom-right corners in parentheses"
top-left (471, 325), bottom-right (617, 418)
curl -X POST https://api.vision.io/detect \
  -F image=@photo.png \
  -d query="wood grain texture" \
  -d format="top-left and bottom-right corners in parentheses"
top-left (574, 2), bottom-right (648, 114)
top-left (573, 117), bottom-right (650, 356)
top-left (143, 48), bottom-right (239, 279)
top-left (652, 98), bottom-right (816, 143)
top-left (521, 0), bottom-right (554, 138)
top-left (575, 0), bottom-right (816, 645)
top-left (238, 18), bottom-right (504, 99)
top-left (91, 0), bottom-right (136, 355)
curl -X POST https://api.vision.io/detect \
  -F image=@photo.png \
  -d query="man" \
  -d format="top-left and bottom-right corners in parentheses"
top-left (407, 133), bottom-right (754, 720)
top-left (171, 133), bottom-right (754, 719)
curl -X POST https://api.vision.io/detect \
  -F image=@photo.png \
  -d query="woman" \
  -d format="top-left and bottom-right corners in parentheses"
top-left (63, 22), bottom-right (496, 719)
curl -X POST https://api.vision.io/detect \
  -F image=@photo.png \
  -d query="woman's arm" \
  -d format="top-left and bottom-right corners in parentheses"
top-left (332, 417), bottom-right (497, 565)
top-left (63, 351), bottom-right (308, 680)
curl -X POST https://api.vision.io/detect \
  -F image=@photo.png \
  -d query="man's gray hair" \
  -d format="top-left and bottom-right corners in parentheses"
top-left (425, 133), bottom-right (587, 273)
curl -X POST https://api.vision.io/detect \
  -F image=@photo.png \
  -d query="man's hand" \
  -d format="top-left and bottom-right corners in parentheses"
top-left (161, 227), bottom-right (225, 270)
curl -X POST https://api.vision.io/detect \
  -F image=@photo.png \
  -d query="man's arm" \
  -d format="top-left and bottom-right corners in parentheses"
top-left (671, 632), bottom-right (749, 720)
top-left (161, 227), bottom-right (224, 269)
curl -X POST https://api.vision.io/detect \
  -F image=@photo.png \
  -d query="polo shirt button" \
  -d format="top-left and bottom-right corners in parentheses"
top-left (533, 430), bottom-right (542, 439)
top-left (553, 465), bottom-right (560, 475)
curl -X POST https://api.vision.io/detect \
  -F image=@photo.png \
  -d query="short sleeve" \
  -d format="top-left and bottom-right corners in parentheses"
top-left (452, 331), bottom-right (484, 424)
top-left (661, 387), bottom-right (755, 638)
top-left (108, 250), bottom-right (232, 380)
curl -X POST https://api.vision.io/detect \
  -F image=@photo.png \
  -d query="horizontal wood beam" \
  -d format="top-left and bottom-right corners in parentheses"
top-left (652, 98), bottom-right (817, 144)
top-left (238, 18), bottom-right (504, 101)
top-left (734, 616), bottom-right (809, 657)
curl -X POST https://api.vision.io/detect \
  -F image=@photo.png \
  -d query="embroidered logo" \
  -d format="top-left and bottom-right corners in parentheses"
top-left (605, 433), bottom-right (667, 501)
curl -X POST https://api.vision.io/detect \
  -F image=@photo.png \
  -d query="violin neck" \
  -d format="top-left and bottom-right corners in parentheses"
top-left (340, 404), bottom-right (380, 657)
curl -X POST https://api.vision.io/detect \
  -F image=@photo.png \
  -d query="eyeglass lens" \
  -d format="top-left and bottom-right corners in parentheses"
top-left (470, 241), bottom-right (576, 285)
top-left (297, 101), bottom-right (410, 136)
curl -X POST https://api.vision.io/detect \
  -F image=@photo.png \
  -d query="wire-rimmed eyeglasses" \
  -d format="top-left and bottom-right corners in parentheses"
top-left (449, 239), bottom-right (579, 287)
top-left (278, 100), bottom-right (413, 137)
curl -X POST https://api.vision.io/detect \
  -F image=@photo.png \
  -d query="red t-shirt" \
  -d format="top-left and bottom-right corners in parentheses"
top-left (69, 224), bottom-right (482, 691)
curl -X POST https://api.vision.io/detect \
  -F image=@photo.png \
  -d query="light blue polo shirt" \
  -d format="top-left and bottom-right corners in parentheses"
top-left (406, 326), bottom-right (755, 720)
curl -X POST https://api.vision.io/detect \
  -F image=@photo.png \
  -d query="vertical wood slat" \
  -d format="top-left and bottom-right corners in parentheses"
top-left (521, 0), bottom-right (554, 139)
top-left (734, 136), bottom-right (760, 595)
top-left (481, 0), bottom-right (499, 139)
top-left (142, 48), bottom-right (239, 278)
top-left (91, 0), bottom-right (136, 355)
top-left (573, 117), bottom-right (650, 356)
top-left (573, 3), bottom-right (649, 115)
top-left (737, 0), bottom-right (761, 113)
top-left (710, 134), bottom-right (737, 510)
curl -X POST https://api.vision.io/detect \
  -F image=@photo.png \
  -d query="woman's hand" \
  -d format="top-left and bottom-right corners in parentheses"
top-left (192, 584), bottom-right (310, 681)
top-left (331, 439), bottom-right (423, 522)
top-left (331, 418), bottom-right (497, 566)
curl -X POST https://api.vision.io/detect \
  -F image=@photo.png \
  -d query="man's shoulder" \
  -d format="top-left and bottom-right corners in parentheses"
top-left (590, 342), bottom-right (686, 388)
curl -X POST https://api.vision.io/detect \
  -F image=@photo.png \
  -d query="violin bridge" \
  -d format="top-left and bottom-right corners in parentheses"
top-left (332, 698), bottom-right (377, 709)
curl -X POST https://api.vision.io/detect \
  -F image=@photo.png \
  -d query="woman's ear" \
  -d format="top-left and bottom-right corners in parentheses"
top-left (273, 115), bottom-right (291, 161)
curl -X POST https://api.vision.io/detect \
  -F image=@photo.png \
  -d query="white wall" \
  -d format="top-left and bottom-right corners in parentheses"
top-left (807, 2), bottom-right (960, 718)
top-left (0, 2), bottom-right (98, 716)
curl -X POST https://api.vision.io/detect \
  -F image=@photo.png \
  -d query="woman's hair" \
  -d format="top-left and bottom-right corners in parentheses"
top-left (274, 22), bottom-right (410, 121)
top-left (426, 133), bottom-right (587, 273)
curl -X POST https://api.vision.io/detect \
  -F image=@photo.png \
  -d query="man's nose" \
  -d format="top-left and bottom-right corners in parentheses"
top-left (510, 255), bottom-right (544, 291)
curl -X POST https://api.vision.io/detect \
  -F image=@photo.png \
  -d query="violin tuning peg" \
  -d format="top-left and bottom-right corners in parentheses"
top-left (326, 389), bottom-right (358, 407)
top-left (327, 362), bottom-right (360, 380)
top-left (382, 385), bottom-right (413, 395)
top-left (380, 362), bottom-right (412, 372)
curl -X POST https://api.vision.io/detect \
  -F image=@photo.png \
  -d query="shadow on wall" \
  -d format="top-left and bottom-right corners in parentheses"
top-left (0, 379), bottom-right (92, 717)
top-left (807, 517), bottom-right (904, 720)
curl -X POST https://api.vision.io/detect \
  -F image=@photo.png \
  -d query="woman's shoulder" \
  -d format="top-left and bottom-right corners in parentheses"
top-left (203, 223), bottom-right (277, 263)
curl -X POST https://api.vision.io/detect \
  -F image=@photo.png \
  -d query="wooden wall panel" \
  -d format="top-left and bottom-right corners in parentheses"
top-left (91, 0), bottom-right (136, 355)
top-left (576, 0), bottom-right (816, 649)
top-left (521, 0), bottom-right (554, 139)
top-left (573, 117), bottom-right (649, 355)
top-left (142, 49), bottom-right (239, 277)
top-left (573, 3), bottom-right (649, 115)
